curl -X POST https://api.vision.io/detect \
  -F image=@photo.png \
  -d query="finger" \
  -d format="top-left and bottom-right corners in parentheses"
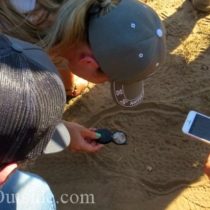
top-left (88, 144), bottom-right (104, 153)
top-left (82, 129), bottom-right (101, 140)
top-left (204, 154), bottom-right (210, 177)
top-left (85, 138), bottom-right (92, 144)
top-left (204, 165), bottom-right (210, 177)
top-left (70, 142), bottom-right (93, 153)
top-left (90, 141), bottom-right (103, 147)
top-left (85, 138), bottom-right (100, 144)
top-left (207, 154), bottom-right (210, 162)
top-left (82, 140), bottom-right (104, 153)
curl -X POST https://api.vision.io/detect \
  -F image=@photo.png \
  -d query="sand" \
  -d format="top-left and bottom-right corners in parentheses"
top-left (31, 0), bottom-right (210, 209)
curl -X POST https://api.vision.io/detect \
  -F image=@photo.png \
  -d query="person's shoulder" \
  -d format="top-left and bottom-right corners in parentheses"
top-left (1, 169), bottom-right (56, 210)
top-left (14, 170), bottom-right (51, 189)
top-left (3, 169), bottom-right (53, 195)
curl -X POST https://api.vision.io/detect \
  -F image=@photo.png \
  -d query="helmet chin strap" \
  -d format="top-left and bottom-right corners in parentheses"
top-left (0, 163), bottom-right (18, 185)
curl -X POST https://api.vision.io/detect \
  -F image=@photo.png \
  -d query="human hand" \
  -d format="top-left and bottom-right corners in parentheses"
top-left (63, 121), bottom-right (104, 153)
top-left (204, 154), bottom-right (210, 177)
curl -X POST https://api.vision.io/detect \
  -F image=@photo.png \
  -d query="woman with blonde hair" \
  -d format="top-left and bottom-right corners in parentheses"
top-left (1, 0), bottom-right (166, 94)
top-left (0, 0), bottom-right (166, 152)
top-left (2, 0), bottom-right (209, 98)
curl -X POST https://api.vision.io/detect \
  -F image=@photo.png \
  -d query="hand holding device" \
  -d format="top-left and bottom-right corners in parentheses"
top-left (96, 129), bottom-right (128, 145)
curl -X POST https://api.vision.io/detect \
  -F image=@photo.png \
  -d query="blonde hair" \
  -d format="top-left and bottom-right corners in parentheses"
top-left (44, 0), bottom-right (120, 53)
top-left (0, 0), bottom-right (120, 54)
top-left (0, 0), bottom-right (62, 43)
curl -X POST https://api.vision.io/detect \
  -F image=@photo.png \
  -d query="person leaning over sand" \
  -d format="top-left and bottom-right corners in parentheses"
top-left (1, 0), bottom-right (166, 94)
top-left (1, 0), bottom-right (166, 152)
top-left (0, 0), bottom-right (209, 97)
top-left (0, 33), bottom-right (67, 210)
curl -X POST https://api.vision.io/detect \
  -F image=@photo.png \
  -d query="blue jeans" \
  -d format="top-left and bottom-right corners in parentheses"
top-left (0, 170), bottom-right (56, 210)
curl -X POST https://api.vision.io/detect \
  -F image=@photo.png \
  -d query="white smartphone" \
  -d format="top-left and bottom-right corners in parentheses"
top-left (182, 110), bottom-right (210, 144)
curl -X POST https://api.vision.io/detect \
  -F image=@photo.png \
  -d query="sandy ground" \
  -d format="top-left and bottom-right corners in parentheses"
top-left (31, 0), bottom-right (210, 209)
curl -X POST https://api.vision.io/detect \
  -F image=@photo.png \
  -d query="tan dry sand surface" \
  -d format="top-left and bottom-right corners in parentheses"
top-left (31, 0), bottom-right (210, 209)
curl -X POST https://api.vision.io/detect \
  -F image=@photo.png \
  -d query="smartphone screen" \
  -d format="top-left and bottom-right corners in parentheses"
top-left (189, 114), bottom-right (210, 141)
